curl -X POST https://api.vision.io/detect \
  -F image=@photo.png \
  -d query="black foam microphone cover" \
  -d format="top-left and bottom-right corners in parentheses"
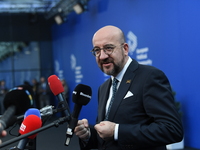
top-left (72, 84), bottom-right (92, 106)
top-left (3, 84), bottom-right (34, 115)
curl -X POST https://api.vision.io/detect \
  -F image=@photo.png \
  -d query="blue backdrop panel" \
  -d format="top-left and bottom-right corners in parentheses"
top-left (0, 57), bottom-right (12, 71)
top-left (51, 0), bottom-right (200, 148)
top-left (0, 42), bottom-right (41, 88)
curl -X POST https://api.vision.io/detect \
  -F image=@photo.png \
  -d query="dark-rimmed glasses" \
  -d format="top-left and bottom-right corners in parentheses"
top-left (91, 43), bottom-right (124, 57)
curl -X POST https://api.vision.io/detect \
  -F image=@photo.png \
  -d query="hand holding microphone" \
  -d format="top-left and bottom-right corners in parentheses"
top-left (65, 84), bottom-right (92, 146)
top-left (74, 119), bottom-right (90, 141)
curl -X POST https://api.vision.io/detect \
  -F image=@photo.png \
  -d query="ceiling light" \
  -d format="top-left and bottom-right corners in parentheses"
top-left (54, 15), bottom-right (64, 25)
top-left (73, 3), bottom-right (84, 14)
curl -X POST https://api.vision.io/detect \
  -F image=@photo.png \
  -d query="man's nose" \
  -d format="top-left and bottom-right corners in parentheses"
top-left (99, 50), bottom-right (109, 59)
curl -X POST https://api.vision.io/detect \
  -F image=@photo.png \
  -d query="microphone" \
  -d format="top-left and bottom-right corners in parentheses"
top-left (24, 108), bottom-right (41, 119)
top-left (65, 84), bottom-right (92, 146)
top-left (17, 114), bottom-right (42, 150)
top-left (48, 75), bottom-right (71, 117)
top-left (0, 85), bottom-right (33, 132)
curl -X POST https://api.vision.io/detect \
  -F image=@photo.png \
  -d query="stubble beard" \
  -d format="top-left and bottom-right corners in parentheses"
top-left (99, 57), bottom-right (125, 76)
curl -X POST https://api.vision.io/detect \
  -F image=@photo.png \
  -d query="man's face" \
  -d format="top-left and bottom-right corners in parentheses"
top-left (96, 44), bottom-right (125, 76)
top-left (93, 35), bottom-right (127, 76)
top-left (92, 26), bottom-right (129, 77)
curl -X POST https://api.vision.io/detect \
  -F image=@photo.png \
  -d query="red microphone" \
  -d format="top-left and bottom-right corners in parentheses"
top-left (17, 115), bottom-right (42, 149)
top-left (48, 75), bottom-right (64, 95)
top-left (19, 115), bottom-right (42, 139)
top-left (48, 75), bottom-right (71, 117)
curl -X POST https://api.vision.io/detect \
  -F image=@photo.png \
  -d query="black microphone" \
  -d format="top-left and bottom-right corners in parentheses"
top-left (0, 85), bottom-right (33, 132)
top-left (48, 75), bottom-right (71, 117)
top-left (65, 84), bottom-right (92, 146)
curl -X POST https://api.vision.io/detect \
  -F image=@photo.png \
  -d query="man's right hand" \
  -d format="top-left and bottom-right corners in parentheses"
top-left (74, 119), bottom-right (90, 141)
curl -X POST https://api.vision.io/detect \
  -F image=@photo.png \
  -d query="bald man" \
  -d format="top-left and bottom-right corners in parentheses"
top-left (74, 25), bottom-right (183, 150)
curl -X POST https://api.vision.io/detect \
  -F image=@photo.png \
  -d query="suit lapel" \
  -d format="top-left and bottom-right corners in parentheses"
top-left (107, 60), bottom-right (138, 121)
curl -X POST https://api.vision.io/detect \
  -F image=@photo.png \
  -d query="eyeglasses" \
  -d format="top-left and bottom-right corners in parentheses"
top-left (91, 43), bottom-right (124, 57)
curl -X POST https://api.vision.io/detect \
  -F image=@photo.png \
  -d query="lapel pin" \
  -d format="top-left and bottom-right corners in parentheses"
top-left (126, 80), bottom-right (131, 84)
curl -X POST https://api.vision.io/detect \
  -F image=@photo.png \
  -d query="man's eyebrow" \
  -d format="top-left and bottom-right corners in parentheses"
top-left (93, 46), bottom-right (100, 48)
top-left (93, 44), bottom-right (115, 48)
top-left (104, 44), bottom-right (115, 46)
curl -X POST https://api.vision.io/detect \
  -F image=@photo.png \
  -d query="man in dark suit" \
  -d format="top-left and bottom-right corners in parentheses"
top-left (74, 25), bottom-right (183, 150)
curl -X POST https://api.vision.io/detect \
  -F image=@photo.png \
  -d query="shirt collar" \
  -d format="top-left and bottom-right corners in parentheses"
top-left (111, 56), bottom-right (132, 82)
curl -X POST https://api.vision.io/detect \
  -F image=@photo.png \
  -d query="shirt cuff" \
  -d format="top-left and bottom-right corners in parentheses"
top-left (114, 124), bottom-right (119, 140)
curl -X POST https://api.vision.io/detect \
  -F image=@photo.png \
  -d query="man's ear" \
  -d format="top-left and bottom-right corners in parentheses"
top-left (123, 43), bottom-right (129, 55)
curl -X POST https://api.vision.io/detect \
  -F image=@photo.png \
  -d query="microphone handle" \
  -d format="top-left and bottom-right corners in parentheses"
top-left (5, 138), bottom-right (30, 150)
top-left (57, 94), bottom-right (71, 117)
top-left (65, 117), bottom-right (78, 146)
top-left (0, 105), bottom-right (16, 132)
top-left (17, 138), bottom-right (29, 150)
top-left (72, 104), bottom-right (82, 118)
top-left (65, 104), bottom-right (82, 146)
top-left (68, 104), bottom-right (82, 132)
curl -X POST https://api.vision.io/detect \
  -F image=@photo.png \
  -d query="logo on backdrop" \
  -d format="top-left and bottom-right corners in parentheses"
top-left (70, 54), bottom-right (83, 84)
top-left (55, 55), bottom-right (83, 84)
top-left (103, 31), bottom-right (153, 81)
top-left (127, 31), bottom-right (152, 66)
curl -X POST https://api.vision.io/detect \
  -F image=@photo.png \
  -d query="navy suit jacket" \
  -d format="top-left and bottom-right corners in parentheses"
top-left (81, 59), bottom-right (183, 150)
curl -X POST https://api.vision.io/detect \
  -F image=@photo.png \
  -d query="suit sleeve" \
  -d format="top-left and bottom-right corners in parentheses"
top-left (118, 68), bottom-right (183, 149)
top-left (79, 126), bottom-right (98, 150)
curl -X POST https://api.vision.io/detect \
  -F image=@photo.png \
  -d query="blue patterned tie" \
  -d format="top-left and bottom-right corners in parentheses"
top-left (105, 78), bottom-right (118, 121)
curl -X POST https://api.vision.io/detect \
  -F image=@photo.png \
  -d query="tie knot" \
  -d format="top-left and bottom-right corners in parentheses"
top-left (112, 78), bottom-right (118, 85)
